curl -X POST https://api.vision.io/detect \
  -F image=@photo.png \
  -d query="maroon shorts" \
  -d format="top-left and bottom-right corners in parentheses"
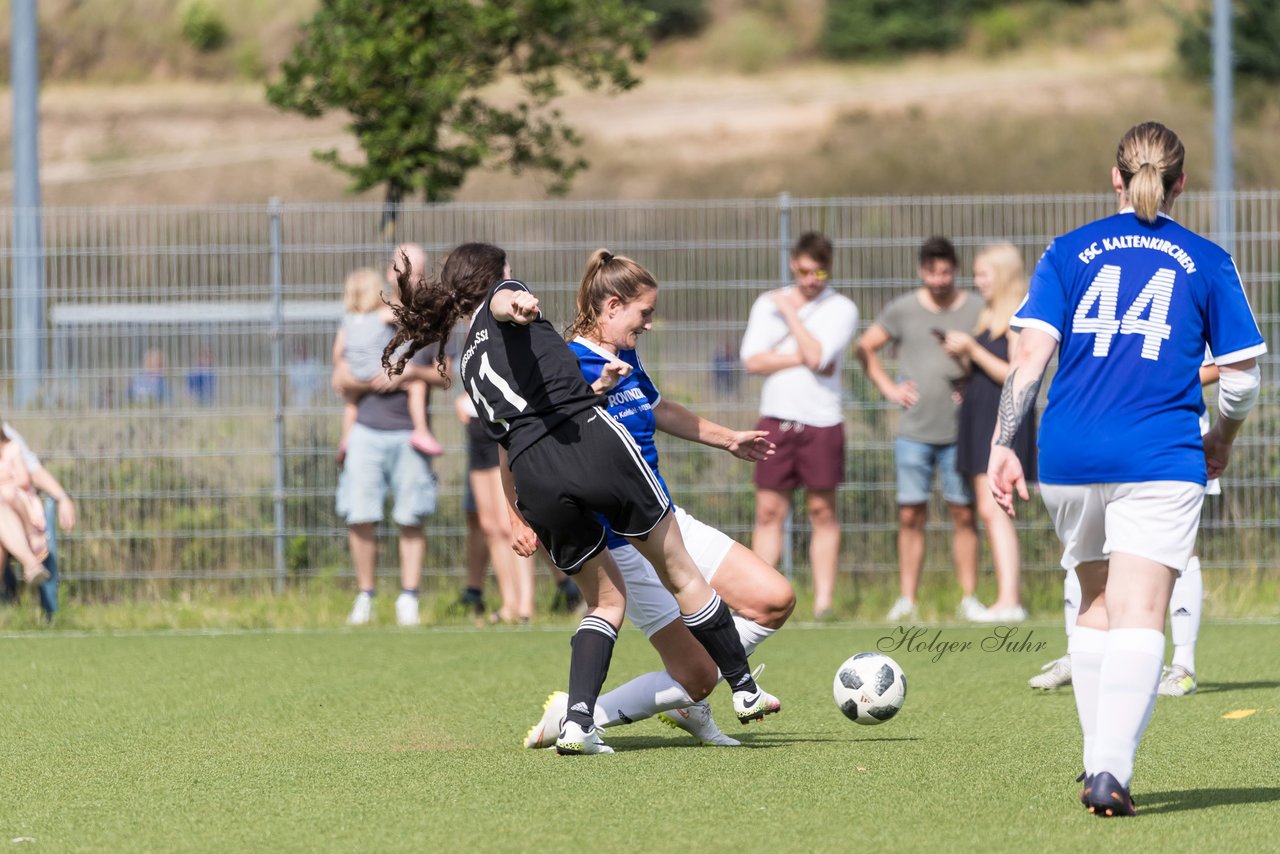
top-left (753, 417), bottom-right (845, 492)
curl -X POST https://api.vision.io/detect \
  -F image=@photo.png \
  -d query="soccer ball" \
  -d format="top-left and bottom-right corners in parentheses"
top-left (833, 653), bottom-right (907, 725)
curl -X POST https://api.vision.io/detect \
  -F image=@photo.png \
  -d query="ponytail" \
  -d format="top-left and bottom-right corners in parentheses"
top-left (565, 248), bottom-right (657, 341)
top-left (1116, 122), bottom-right (1185, 224)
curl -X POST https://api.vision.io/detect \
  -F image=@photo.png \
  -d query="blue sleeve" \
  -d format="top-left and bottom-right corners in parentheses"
top-left (569, 342), bottom-right (606, 386)
top-left (628, 351), bottom-right (661, 404)
top-left (1012, 242), bottom-right (1069, 341)
top-left (1205, 257), bottom-right (1267, 364)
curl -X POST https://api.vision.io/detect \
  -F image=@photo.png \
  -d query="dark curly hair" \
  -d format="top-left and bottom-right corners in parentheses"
top-left (382, 242), bottom-right (508, 381)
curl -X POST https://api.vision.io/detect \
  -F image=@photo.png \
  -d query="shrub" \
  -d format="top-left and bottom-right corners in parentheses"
top-left (629, 0), bottom-right (710, 40)
top-left (179, 0), bottom-right (229, 53)
top-left (822, 0), bottom-right (970, 59)
top-left (974, 6), bottom-right (1026, 56)
top-left (706, 11), bottom-right (795, 74)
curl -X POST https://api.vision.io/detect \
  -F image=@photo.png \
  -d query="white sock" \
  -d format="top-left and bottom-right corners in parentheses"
top-left (1093, 627), bottom-right (1165, 788)
top-left (732, 615), bottom-right (777, 658)
top-left (1063, 569), bottom-right (1082, 639)
top-left (1169, 556), bottom-right (1202, 674)
top-left (1068, 626), bottom-right (1107, 776)
top-left (594, 671), bottom-right (693, 728)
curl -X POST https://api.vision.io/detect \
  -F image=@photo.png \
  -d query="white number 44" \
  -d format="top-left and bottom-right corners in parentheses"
top-left (1072, 265), bottom-right (1176, 360)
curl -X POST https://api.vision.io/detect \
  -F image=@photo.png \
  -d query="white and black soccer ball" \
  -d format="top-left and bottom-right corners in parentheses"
top-left (833, 652), bottom-right (906, 725)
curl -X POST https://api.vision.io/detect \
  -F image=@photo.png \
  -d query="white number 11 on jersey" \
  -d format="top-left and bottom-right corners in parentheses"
top-left (1072, 265), bottom-right (1176, 361)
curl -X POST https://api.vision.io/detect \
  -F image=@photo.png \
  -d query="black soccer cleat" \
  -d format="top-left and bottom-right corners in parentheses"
top-left (1086, 771), bottom-right (1137, 818)
top-left (1076, 772), bottom-right (1093, 808)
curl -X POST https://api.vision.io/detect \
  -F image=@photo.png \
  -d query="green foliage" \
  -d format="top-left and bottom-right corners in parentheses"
top-left (629, 0), bottom-right (709, 40)
top-left (822, 0), bottom-right (972, 58)
top-left (705, 11), bottom-right (795, 74)
top-left (974, 6), bottom-right (1026, 56)
top-left (179, 0), bottom-right (230, 53)
top-left (1177, 0), bottom-right (1280, 83)
top-left (265, 0), bottom-right (652, 204)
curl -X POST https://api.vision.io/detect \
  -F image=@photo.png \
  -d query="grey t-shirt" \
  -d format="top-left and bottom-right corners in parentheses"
top-left (875, 289), bottom-right (983, 445)
top-left (355, 344), bottom-right (447, 432)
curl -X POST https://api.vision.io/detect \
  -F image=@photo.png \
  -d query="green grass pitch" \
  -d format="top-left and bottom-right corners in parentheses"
top-left (4, 621), bottom-right (1278, 851)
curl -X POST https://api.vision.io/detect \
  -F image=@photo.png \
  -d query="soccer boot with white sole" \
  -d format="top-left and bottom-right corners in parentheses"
top-left (1028, 655), bottom-right (1072, 690)
top-left (658, 702), bottom-right (741, 746)
top-left (1086, 771), bottom-right (1136, 818)
top-left (1157, 664), bottom-right (1197, 696)
top-left (555, 721), bottom-right (613, 756)
top-left (524, 691), bottom-right (568, 749)
top-left (733, 686), bottom-right (781, 724)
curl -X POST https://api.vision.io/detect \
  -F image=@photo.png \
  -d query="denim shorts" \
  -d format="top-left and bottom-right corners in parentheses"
top-left (336, 423), bottom-right (438, 526)
top-left (895, 436), bottom-right (973, 506)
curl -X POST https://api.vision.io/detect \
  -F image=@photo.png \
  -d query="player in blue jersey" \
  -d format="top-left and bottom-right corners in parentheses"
top-left (988, 122), bottom-right (1265, 817)
top-left (384, 243), bottom-right (781, 756)
top-left (523, 249), bottom-right (795, 750)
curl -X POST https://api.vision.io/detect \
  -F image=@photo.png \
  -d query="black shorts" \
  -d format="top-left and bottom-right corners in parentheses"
top-left (467, 418), bottom-right (500, 472)
top-left (511, 406), bottom-right (671, 573)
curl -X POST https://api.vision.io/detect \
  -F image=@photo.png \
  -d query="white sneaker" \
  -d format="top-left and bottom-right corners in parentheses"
top-left (733, 686), bottom-right (781, 724)
top-left (958, 595), bottom-right (989, 622)
top-left (346, 592), bottom-right (373, 626)
top-left (524, 691), bottom-right (568, 749)
top-left (1028, 655), bottom-right (1073, 690)
top-left (395, 593), bottom-right (420, 627)
top-left (555, 720), bottom-right (613, 755)
top-left (1157, 664), bottom-right (1197, 696)
top-left (979, 604), bottom-right (1028, 623)
top-left (658, 702), bottom-right (742, 746)
top-left (886, 596), bottom-right (918, 622)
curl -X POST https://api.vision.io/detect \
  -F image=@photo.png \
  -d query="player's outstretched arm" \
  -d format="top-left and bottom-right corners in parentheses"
top-left (654, 400), bottom-right (774, 462)
top-left (988, 328), bottom-right (1057, 517)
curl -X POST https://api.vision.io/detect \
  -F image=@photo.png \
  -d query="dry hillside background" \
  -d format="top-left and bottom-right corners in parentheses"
top-left (2, 0), bottom-right (1280, 206)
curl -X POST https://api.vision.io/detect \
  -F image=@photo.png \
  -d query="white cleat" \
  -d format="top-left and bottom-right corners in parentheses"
top-left (658, 702), bottom-right (742, 746)
top-left (1029, 655), bottom-right (1073, 690)
top-left (1157, 664), bottom-right (1197, 696)
top-left (886, 596), bottom-right (919, 622)
top-left (394, 592), bottom-right (420, 627)
top-left (555, 720), bottom-right (613, 755)
top-left (346, 592), bottom-right (373, 626)
top-left (524, 691), bottom-right (568, 749)
top-left (733, 686), bottom-right (781, 725)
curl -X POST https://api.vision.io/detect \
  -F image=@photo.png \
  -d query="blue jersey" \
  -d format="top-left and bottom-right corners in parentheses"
top-left (569, 337), bottom-right (670, 549)
top-left (1014, 211), bottom-right (1266, 485)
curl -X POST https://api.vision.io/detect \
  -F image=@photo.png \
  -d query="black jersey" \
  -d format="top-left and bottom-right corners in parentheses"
top-left (459, 280), bottom-right (600, 462)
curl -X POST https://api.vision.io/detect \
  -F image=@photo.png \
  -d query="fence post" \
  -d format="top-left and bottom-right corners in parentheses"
top-left (777, 192), bottom-right (794, 580)
top-left (269, 198), bottom-right (287, 594)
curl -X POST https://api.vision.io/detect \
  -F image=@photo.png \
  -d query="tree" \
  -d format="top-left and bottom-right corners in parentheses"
top-left (266, 0), bottom-right (651, 224)
top-left (1178, 0), bottom-right (1280, 84)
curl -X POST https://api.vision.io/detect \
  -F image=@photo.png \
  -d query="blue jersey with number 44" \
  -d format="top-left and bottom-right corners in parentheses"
top-left (1013, 211), bottom-right (1266, 485)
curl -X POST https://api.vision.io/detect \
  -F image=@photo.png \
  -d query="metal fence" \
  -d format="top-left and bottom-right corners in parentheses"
top-left (1, 193), bottom-right (1277, 590)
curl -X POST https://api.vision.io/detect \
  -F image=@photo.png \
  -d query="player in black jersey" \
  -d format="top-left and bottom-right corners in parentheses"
top-left (384, 242), bottom-right (781, 755)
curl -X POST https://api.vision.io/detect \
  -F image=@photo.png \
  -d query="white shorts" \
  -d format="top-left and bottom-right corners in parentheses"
top-left (613, 506), bottom-right (737, 638)
top-left (1040, 481), bottom-right (1205, 574)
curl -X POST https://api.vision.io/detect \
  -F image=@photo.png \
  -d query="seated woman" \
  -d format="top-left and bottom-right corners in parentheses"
top-left (0, 421), bottom-right (52, 585)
